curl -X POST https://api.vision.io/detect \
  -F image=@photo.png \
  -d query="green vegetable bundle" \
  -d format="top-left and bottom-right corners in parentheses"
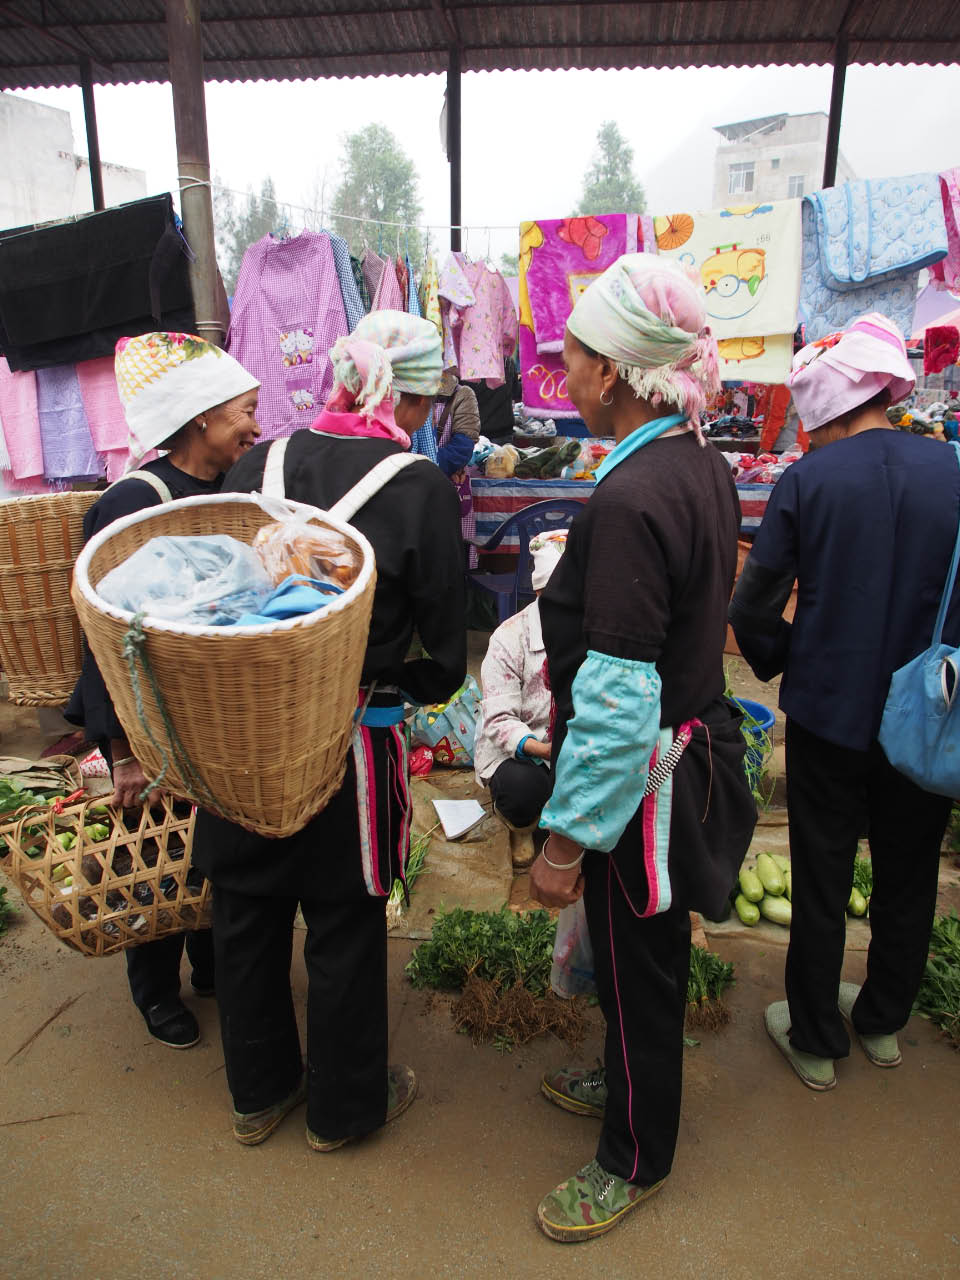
top-left (913, 911), bottom-right (960, 1049)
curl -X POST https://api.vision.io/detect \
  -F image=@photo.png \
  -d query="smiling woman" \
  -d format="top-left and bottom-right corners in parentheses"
top-left (63, 331), bottom-right (261, 1054)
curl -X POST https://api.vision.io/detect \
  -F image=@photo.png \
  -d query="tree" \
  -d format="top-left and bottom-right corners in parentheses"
top-left (330, 124), bottom-right (424, 261)
top-left (213, 175), bottom-right (281, 295)
top-left (575, 122), bottom-right (646, 216)
top-left (500, 251), bottom-right (519, 276)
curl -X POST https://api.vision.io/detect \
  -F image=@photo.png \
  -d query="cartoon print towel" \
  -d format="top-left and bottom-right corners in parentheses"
top-left (653, 199), bottom-right (802, 383)
top-left (519, 214), bottom-right (640, 417)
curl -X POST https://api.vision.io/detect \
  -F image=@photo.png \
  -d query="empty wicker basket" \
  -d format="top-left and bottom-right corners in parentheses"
top-left (0, 794), bottom-right (209, 957)
top-left (0, 490), bottom-right (98, 705)
top-left (71, 493), bottom-right (377, 838)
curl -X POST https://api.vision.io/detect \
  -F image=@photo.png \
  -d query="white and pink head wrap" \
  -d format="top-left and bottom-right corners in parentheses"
top-left (788, 313), bottom-right (915, 432)
top-left (566, 254), bottom-right (721, 432)
top-left (323, 310), bottom-right (443, 446)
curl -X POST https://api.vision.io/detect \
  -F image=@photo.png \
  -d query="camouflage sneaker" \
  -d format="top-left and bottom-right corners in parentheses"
top-left (306, 1064), bottom-right (418, 1152)
top-left (540, 1064), bottom-right (607, 1118)
top-left (537, 1159), bottom-right (665, 1242)
top-left (232, 1076), bottom-right (307, 1146)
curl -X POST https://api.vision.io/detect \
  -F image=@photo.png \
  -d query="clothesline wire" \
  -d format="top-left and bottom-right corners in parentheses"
top-left (177, 176), bottom-right (518, 236)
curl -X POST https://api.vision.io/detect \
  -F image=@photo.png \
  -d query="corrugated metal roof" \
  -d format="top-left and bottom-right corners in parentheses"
top-left (1, 0), bottom-right (958, 90)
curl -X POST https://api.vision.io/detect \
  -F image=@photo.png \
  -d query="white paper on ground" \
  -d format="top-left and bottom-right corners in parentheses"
top-left (432, 798), bottom-right (488, 840)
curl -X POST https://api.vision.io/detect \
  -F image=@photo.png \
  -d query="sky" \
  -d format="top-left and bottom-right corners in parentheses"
top-left (12, 62), bottom-right (960, 262)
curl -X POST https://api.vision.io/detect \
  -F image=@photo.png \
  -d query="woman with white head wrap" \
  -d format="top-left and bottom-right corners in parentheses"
top-left (191, 311), bottom-right (466, 1154)
top-left (530, 256), bottom-right (755, 1242)
top-left (731, 312), bottom-right (957, 1098)
top-left (64, 331), bottom-right (261, 1053)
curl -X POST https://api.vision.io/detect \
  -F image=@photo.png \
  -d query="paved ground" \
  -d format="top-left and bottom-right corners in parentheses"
top-left (2, 660), bottom-right (959, 1278)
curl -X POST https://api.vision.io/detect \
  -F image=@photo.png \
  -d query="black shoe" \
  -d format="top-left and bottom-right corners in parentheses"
top-left (190, 972), bottom-right (216, 998)
top-left (143, 997), bottom-right (200, 1049)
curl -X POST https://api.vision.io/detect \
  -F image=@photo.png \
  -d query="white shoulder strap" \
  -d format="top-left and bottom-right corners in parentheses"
top-left (262, 438), bottom-right (289, 499)
top-left (329, 453), bottom-right (425, 523)
top-left (107, 470), bottom-right (173, 503)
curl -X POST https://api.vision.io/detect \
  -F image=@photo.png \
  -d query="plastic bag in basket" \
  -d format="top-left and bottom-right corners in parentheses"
top-left (410, 676), bottom-right (481, 767)
top-left (253, 502), bottom-right (362, 591)
top-left (98, 534), bottom-right (272, 626)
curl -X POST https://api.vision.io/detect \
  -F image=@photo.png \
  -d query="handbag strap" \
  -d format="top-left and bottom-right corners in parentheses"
top-left (932, 440), bottom-right (960, 646)
top-left (259, 437), bottom-right (425, 522)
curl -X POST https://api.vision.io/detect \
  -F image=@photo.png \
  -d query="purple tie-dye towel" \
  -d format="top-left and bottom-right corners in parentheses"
top-left (519, 214), bottom-right (642, 418)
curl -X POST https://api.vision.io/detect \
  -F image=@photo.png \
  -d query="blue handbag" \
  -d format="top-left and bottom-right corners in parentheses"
top-left (878, 441), bottom-right (960, 797)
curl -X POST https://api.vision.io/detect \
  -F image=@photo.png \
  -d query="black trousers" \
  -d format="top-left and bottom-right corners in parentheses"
top-left (488, 758), bottom-right (552, 828)
top-left (784, 718), bottom-right (950, 1059)
top-left (212, 885), bottom-right (388, 1136)
top-left (125, 928), bottom-right (214, 1012)
top-left (583, 853), bottom-right (691, 1186)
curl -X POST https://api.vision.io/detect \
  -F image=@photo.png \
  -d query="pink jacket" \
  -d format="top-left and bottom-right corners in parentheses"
top-left (474, 600), bottom-right (552, 785)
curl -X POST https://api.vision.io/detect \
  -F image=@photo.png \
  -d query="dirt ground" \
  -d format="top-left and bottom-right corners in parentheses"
top-left (2, 665), bottom-right (959, 1279)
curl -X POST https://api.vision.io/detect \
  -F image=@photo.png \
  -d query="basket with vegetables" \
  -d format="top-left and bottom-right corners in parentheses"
top-left (0, 793), bottom-right (208, 957)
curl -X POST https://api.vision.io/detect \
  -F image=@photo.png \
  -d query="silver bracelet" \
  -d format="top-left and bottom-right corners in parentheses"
top-left (541, 835), bottom-right (585, 871)
top-left (112, 755), bottom-right (137, 768)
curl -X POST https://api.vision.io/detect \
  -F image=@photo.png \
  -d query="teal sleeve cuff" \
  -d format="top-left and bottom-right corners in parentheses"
top-left (541, 650), bottom-right (661, 852)
top-left (515, 735), bottom-right (532, 759)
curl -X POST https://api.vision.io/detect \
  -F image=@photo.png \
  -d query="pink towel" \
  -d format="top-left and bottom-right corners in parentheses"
top-left (76, 356), bottom-right (129, 452)
top-left (0, 357), bottom-right (43, 479)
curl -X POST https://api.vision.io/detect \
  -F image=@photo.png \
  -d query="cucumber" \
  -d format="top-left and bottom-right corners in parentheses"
top-left (784, 868), bottom-right (792, 901)
top-left (770, 853), bottom-right (791, 874)
top-left (734, 893), bottom-right (760, 926)
top-left (759, 894), bottom-right (792, 927)
top-left (756, 852), bottom-right (786, 897)
top-left (847, 887), bottom-right (867, 917)
top-left (738, 867), bottom-right (764, 903)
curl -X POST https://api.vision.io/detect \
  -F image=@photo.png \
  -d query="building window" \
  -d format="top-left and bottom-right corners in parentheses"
top-left (771, 158), bottom-right (780, 170)
top-left (788, 174), bottom-right (805, 198)
top-left (728, 162), bottom-right (756, 195)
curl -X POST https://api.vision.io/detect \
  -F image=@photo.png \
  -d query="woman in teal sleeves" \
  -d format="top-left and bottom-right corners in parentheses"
top-left (530, 256), bottom-right (756, 1242)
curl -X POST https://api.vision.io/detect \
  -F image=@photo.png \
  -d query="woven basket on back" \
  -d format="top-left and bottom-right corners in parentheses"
top-left (0, 490), bottom-right (98, 705)
top-left (71, 493), bottom-right (377, 838)
top-left (0, 794), bottom-right (208, 957)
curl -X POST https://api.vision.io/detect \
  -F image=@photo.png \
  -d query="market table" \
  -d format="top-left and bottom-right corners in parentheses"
top-left (470, 475), bottom-right (773, 548)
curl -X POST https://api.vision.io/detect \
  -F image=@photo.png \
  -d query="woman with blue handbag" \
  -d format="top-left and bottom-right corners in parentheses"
top-left (730, 313), bottom-right (960, 1092)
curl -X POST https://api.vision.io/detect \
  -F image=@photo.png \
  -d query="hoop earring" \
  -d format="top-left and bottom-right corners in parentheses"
top-left (198, 419), bottom-right (207, 431)
top-left (600, 390), bottom-right (614, 407)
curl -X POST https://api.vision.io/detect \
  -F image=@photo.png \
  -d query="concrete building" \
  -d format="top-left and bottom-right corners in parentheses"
top-left (0, 92), bottom-right (146, 232)
top-left (712, 112), bottom-right (856, 208)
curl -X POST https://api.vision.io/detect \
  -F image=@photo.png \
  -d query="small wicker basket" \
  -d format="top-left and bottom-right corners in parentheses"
top-left (71, 493), bottom-right (377, 838)
top-left (0, 794), bottom-right (209, 957)
top-left (0, 490), bottom-right (98, 705)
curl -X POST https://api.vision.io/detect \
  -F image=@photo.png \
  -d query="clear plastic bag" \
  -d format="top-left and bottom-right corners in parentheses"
top-left (252, 508), bottom-right (361, 590)
top-left (550, 898), bottom-right (596, 999)
top-left (98, 534), bottom-right (273, 626)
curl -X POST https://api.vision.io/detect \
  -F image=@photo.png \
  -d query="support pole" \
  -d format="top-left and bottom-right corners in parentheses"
top-left (79, 58), bottom-right (105, 212)
top-left (822, 34), bottom-right (848, 189)
top-left (166, 0), bottom-right (225, 345)
top-left (447, 45), bottom-right (462, 252)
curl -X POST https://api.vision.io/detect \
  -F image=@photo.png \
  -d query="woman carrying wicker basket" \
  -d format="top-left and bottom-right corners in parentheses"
top-left (191, 311), bottom-right (467, 1150)
top-left (65, 331), bottom-right (261, 1049)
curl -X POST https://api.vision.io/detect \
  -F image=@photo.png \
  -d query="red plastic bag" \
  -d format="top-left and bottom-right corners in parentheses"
top-left (408, 746), bottom-right (435, 776)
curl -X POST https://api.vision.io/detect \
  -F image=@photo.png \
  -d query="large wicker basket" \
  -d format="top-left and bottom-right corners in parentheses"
top-left (0, 490), bottom-right (98, 705)
top-left (71, 493), bottom-right (377, 838)
top-left (0, 794), bottom-right (209, 957)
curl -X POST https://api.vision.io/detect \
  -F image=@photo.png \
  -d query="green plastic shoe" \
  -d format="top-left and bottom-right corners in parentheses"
top-left (764, 1001), bottom-right (836, 1091)
top-left (540, 1063), bottom-right (607, 1118)
top-left (307, 1064), bottom-right (418, 1152)
top-left (837, 982), bottom-right (902, 1067)
top-left (232, 1076), bottom-right (307, 1146)
top-left (537, 1158), bottom-right (665, 1242)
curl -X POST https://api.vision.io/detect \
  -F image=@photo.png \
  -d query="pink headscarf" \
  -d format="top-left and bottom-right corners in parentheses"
top-left (788, 313), bottom-right (915, 432)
